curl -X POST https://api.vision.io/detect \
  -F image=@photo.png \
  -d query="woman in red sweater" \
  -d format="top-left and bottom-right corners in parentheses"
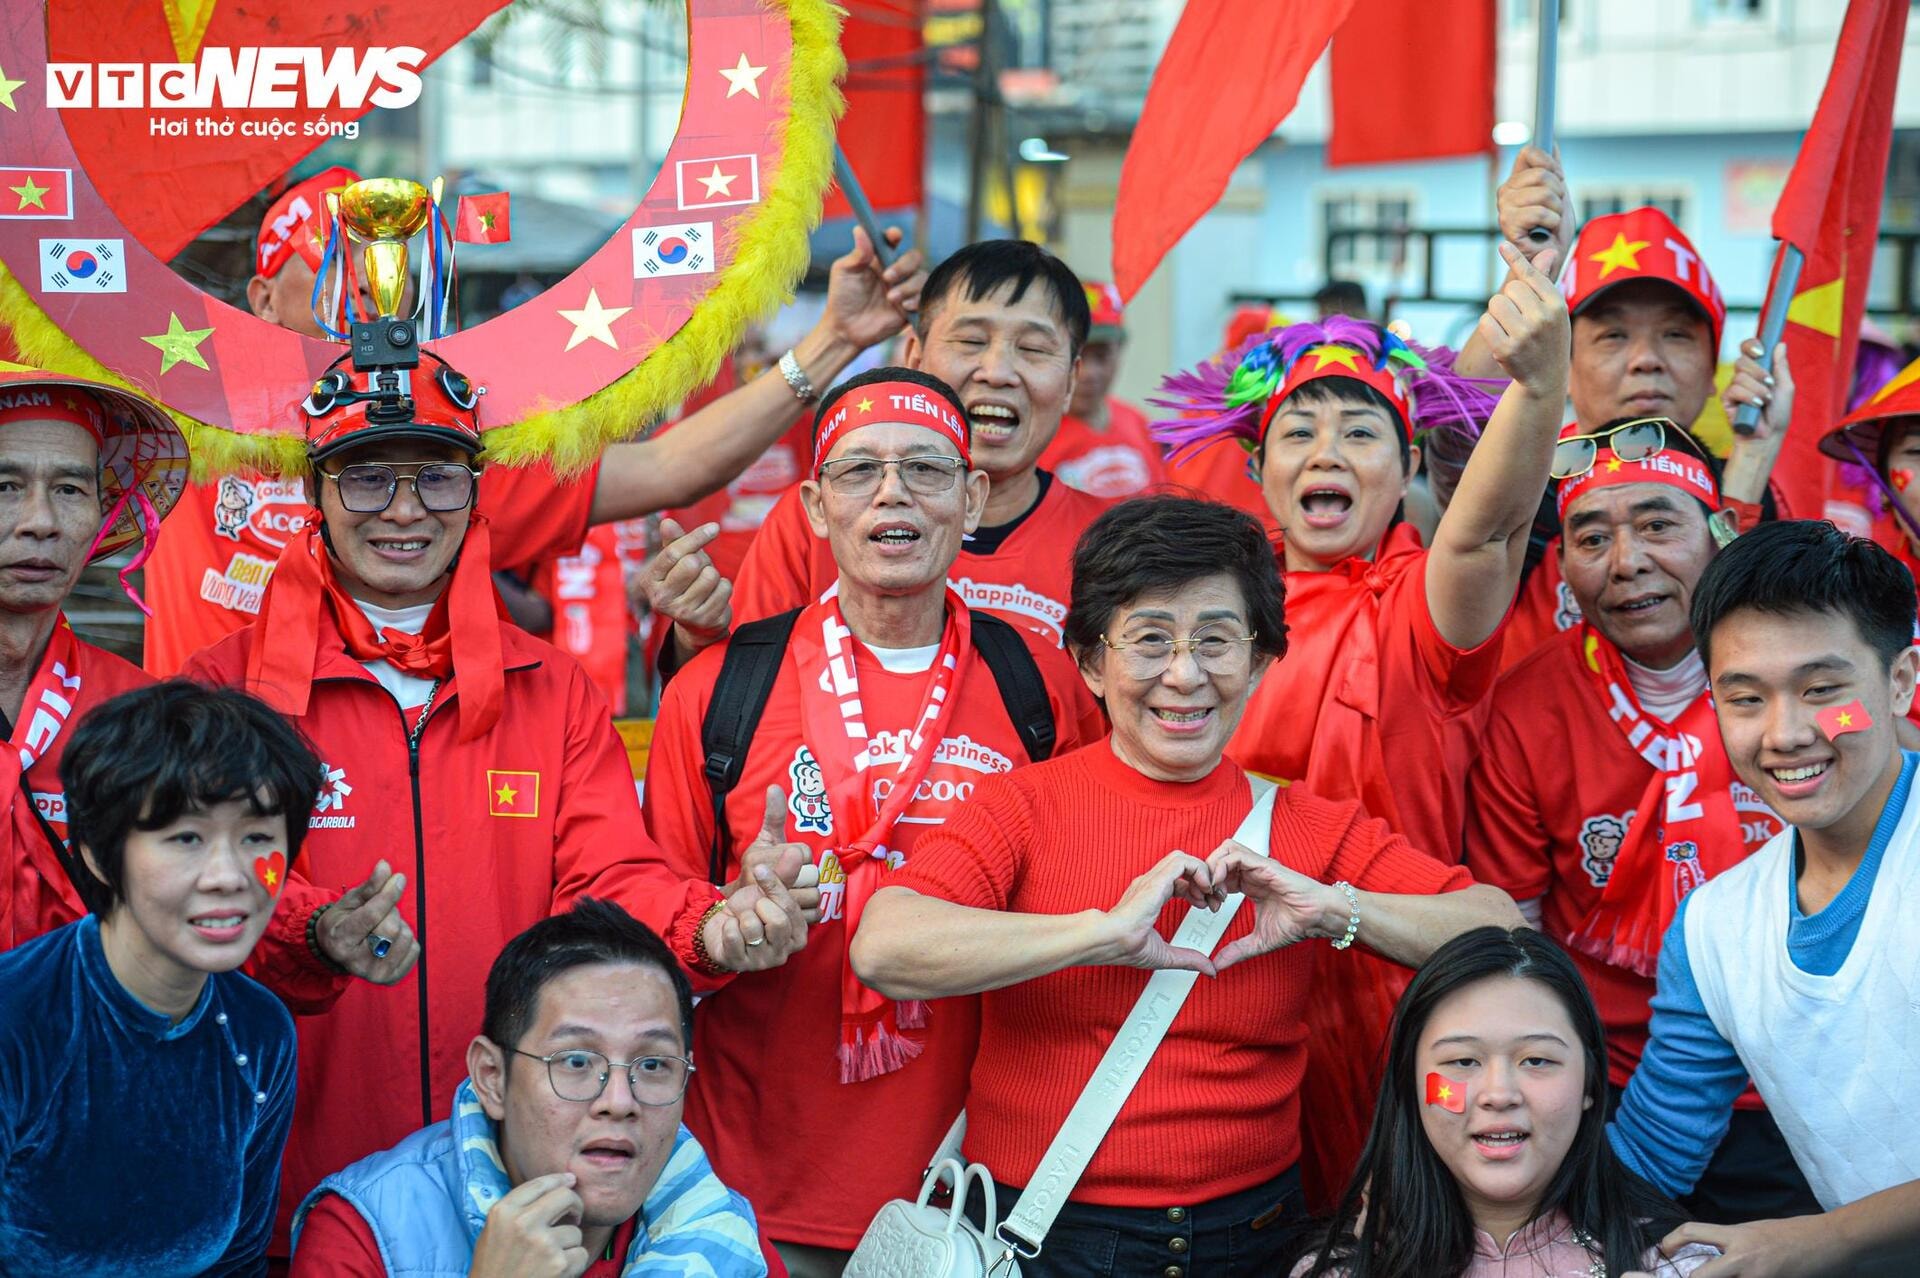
top-left (851, 497), bottom-right (1522, 1277)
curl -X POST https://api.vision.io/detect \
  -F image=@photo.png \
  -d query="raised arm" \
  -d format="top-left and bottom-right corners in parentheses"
top-left (1457, 146), bottom-right (1573, 380)
top-left (588, 226), bottom-right (926, 524)
top-left (1425, 242), bottom-right (1571, 650)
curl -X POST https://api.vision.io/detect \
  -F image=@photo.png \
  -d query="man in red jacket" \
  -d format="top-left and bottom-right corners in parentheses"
top-left (182, 348), bottom-right (718, 1253)
top-left (0, 367), bottom-right (409, 1005)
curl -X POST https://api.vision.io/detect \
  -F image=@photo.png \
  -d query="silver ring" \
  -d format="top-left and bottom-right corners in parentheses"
top-left (745, 937), bottom-right (766, 948)
top-left (367, 934), bottom-right (395, 959)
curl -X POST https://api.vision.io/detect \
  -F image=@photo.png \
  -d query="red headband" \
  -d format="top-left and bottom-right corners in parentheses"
top-left (257, 166), bottom-right (359, 279)
top-left (0, 386), bottom-right (107, 446)
top-left (1556, 446), bottom-right (1721, 521)
top-left (813, 381), bottom-right (971, 472)
top-left (1257, 343), bottom-right (1415, 442)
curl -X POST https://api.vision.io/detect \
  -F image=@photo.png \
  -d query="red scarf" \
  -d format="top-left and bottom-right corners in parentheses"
top-left (1, 619), bottom-right (87, 945)
top-left (789, 590), bottom-right (970, 1084)
top-left (247, 510), bottom-right (504, 742)
top-left (1565, 625), bottom-right (1747, 976)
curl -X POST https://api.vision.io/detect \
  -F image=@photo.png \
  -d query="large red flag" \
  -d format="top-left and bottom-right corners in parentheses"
top-left (826, 0), bottom-right (925, 220)
top-left (1327, 0), bottom-right (1494, 167)
top-left (1113, 0), bottom-right (1360, 300)
top-left (1762, 0), bottom-right (1906, 525)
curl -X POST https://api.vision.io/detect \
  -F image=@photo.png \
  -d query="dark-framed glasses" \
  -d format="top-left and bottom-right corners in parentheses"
top-left (319, 461), bottom-right (479, 514)
top-left (818, 454), bottom-right (966, 498)
top-left (1550, 417), bottom-right (1672, 480)
top-left (512, 1048), bottom-right (694, 1106)
top-left (1101, 628), bottom-right (1258, 680)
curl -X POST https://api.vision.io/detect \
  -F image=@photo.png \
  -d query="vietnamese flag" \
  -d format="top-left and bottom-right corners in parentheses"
top-left (825, 0), bottom-right (924, 221)
top-left (1327, 0), bottom-right (1494, 168)
top-left (1816, 699), bottom-right (1874, 740)
top-left (1760, 0), bottom-right (1906, 523)
top-left (455, 192), bottom-right (512, 244)
top-left (1426, 1071), bottom-right (1466, 1113)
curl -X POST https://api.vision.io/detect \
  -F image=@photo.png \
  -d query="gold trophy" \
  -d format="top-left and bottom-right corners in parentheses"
top-left (336, 178), bottom-right (432, 319)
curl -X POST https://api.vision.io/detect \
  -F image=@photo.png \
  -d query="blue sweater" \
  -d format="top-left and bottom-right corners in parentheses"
top-left (0, 916), bottom-right (297, 1276)
top-left (1607, 751), bottom-right (1916, 1195)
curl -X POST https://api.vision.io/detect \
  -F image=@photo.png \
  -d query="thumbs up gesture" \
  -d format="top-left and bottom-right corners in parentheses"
top-left (702, 786), bottom-right (820, 973)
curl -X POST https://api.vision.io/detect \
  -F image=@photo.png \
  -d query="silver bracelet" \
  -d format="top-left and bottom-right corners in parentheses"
top-left (777, 349), bottom-right (818, 403)
top-left (1329, 880), bottom-right (1360, 951)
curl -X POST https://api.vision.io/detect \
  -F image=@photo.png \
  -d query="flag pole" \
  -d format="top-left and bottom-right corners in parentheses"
top-left (834, 144), bottom-right (902, 270)
top-left (1720, 242), bottom-right (1806, 504)
top-left (1527, 0), bottom-right (1560, 247)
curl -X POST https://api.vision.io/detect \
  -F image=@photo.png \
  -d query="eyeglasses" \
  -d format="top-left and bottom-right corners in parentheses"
top-left (818, 455), bottom-right (966, 498)
top-left (1101, 629), bottom-right (1258, 680)
top-left (318, 462), bottom-right (479, 514)
top-left (512, 1048), bottom-right (694, 1107)
top-left (1550, 418), bottom-right (1672, 480)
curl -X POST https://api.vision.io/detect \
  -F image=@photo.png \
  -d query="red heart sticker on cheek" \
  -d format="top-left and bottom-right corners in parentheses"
top-left (254, 852), bottom-right (287, 897)
top-left (1893, 470), bottom-right (1913, 493)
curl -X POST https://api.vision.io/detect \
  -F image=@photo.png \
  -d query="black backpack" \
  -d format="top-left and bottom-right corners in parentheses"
top-left (698, 607), bottom-right (1058, 883)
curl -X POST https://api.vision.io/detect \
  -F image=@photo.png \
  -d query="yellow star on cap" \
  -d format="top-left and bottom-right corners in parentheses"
top-left (856, 396), bottom-right (874, 414)
top-left (1605, 456), bottom-right (1624, 473)
top-left (557, 288), bottom-right (631, 352)
top-left (1590, 232), bottom-right (1650, 280)
top-left (1303, 344), bottom-right (1361, 373)
top-left (0, 66), bottom-right (24, 112)
top-left (720, 53), bottom-right (767, 99)
top-left (495, 781), bottom-right (518, 806)
top-left (141, 313), bottom-right (215, 374)
top-left (10, 176), bottom-right (48, 211)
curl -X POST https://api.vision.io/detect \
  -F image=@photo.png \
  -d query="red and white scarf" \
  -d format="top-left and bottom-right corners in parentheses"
top-left (790, 589), bottom-right (971, 1083)
top-left (1, 619), bottom-right (87, 945)
top-left (1566, 626), bottom-right (1746, 976)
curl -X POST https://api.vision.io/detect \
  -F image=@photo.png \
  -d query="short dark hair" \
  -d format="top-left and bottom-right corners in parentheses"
top-left (1689, 519), bottom-right (1917, 670)
top-left (814, 365), bottom-right (970, 461)
top-left (915, 240), bottom-right (1091, 356)
top-left (1313, 279), bottom-right (1369, 319)
top-left (59, 681), bottom-right (323, 916)
top-left (483, 898), bottom-right (695, 1055)
top-left (1063, 496), bottom-right (1288, 671)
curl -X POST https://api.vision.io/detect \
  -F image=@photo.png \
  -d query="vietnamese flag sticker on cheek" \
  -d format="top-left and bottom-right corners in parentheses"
top-left (1893, 470), bottom-right (1913, 493)
top-left (1816, 700), bottom-right (1873, 741)
top-left (253, 851), bottom-right (286, 897)
top-left (1426, 1071), bottom-right (1466, 1113)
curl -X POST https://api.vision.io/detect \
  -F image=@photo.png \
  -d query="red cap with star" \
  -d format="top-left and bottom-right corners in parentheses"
top-left (1083, 281), bottom-right (1125, 341)
top-left (1559, 207), bottom-right (1726, 348)
top-left (1554, 422), bottom-right (1721, 521)
top-left (257, 166), bottom-right (360, 279)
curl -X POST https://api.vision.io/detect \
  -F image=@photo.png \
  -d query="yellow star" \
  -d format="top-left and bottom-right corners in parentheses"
top-left (856, 396), bottom-right (874, 414)
top-left (10, 177), bottom-right (48, 211)
top-left (264, 866), bottom-right (279, 889)
top-left (1589, 232), bottom-right (1650, 280)
top-left (479, 211), bottom-right (497, 231)
top-left (0, 66), bottom-right (24, 112)
top-left (1838, 711), bottom-right (1854, 727)
top-left (141, 313), bottom-right (215, 374)
top-left (62, 396), bottom-right (77, 411)
top-left (495, 782), bottom-right (518, 806)
top-left (1605, 456), bottom-right (1623, 473)
top-left (1304, 344), bottom-right (1361, 373)
top-left (720, 53), bottom-right (768, 99)
top-left (1438, 1083), bottom-right (1453, 1101)
top-left (697, 164), bottom-right (737, 198)
top-left (557, 288), bottom-right (631, 352)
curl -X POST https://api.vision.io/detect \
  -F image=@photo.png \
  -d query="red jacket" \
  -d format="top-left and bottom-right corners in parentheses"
top-left (185, 613), bottom-right (668, 1249)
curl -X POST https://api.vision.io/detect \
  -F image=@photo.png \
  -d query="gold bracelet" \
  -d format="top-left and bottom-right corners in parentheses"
top-left (689, 900), bottom-right (731, 974)
top-left (1329, 881), bottom-right (1361, 951)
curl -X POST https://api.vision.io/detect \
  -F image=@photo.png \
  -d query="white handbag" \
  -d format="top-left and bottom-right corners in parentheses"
top-left (846, 780), bottom-right (1280, 1277)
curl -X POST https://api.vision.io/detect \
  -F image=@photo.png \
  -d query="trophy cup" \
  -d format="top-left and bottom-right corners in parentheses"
top-left (335, 177), bottom-right (433, 372)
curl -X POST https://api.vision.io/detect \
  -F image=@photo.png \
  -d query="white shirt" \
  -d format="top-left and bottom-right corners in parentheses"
top-left (867, 642), bottom-right (939, 675)
top-left (1624, 648), bottom-right (1707, 723)
top-left (354, 599), bottom-right (438, 711)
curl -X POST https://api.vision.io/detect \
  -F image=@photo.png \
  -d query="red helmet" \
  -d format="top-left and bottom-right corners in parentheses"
top-left (299, 351), bottom-right (483, 464)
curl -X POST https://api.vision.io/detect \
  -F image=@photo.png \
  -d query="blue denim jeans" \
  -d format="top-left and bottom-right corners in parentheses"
top-left (969, 1165), bottom-right (1306, 1278)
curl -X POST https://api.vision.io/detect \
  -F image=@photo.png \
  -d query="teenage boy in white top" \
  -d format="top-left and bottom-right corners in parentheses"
top-left (1610, 519), bottom-right (1920, 1277)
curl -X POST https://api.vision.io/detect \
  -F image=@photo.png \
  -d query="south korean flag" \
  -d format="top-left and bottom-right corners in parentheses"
top-left (632, 223), bottom-right (714, 279)
top-left (41, 238), bottom-right (126, 293)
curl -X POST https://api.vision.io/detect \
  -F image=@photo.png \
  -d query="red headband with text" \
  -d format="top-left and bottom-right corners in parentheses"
top-left (1556, 445), bottom-right (1721, 521)
top-left (814, 381), bottom-right (971, 472)
top-left (257, 166), bottom-right (360, 279)
top-left (0, 385), bottom-right (108, 446)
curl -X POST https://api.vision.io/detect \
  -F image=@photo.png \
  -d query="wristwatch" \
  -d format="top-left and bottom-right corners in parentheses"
top-left (778, 349), bottom-right (819, 403)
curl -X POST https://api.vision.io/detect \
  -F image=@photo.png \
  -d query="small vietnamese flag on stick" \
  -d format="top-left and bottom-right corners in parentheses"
top-left (1425, 1071), bottom-right (1465, 1113)
top-left (455, 192), bottom-right (511, 243)
top-left (1816, 699), bottom-right (1873, 740)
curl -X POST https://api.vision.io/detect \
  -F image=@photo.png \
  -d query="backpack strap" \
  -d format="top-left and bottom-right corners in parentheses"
top-left (969, 612), bottom-right (1057, 764)
top-left (699, 608), bottom-right (803, 884)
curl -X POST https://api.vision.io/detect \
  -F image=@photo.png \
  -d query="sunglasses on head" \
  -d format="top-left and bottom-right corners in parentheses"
top-left (1550, 417), bottom-right (1679, 481)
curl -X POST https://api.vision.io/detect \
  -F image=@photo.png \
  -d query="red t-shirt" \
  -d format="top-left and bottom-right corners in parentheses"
top-left (1038, 399), bottom-right (1167, 499)
top-left (1465, 628), bottom-right (1780, 1094)
top-left (1161, 438), bottom-right (1278, 536)
top-left (892, 740), bottom-right (1474, 1205)
top-left (292, 1193), bottom-right (639, 1277)
top-left (730, 472), bottom-right (1110, 647)
top-left (663, 419), bottom-right (812, 584)
top-left (638, 623), bottom-right (1104, 1248)
top-left (533, 525), bottom-right (633, 715)
top-left (142, 463), bottom-right (599, 676)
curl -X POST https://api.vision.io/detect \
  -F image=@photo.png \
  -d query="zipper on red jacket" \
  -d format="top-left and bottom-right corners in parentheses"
top-left (406, 680), bottom-right (443, 1132)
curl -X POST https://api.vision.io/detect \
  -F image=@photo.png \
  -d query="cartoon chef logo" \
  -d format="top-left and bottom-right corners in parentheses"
top-left (1579, 812), bottom-right (1630, 888)
top-left (787, 745), bottom-right (832, 837)
top-left (214, 474), bottom-right (255, 541)
top-left (1666, 840), bottom-right (1705, 902)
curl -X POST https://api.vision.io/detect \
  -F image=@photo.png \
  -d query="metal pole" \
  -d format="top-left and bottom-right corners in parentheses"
top-left (1527, 0), bottom-right (1560, 247)
top-left (966, 0), bottom-right (1000, 243)
top-left (834, 145), bottom-right (901, 268)
top-left (1732, 242), bottom-right (1805, 437)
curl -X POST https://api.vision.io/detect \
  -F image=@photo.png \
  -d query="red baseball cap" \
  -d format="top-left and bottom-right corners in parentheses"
top-left (1559, 207), bottom-right (1726, 348)
top-left (257, 166), bottom-right (360, 279)
top-left (301, 353), bottom-right (483, 464)
top-left (1083, 281), bottom-right (1125, 341)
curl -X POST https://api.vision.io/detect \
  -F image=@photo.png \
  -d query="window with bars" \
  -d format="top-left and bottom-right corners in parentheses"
top-left (1320, 191), bottom-right (1422, 278)
top-left (1576, 187), bottom-right (1690, 227)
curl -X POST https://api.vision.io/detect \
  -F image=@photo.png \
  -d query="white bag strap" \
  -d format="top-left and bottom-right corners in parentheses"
top-left (997, 777), bottom-right (1279, 1259)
